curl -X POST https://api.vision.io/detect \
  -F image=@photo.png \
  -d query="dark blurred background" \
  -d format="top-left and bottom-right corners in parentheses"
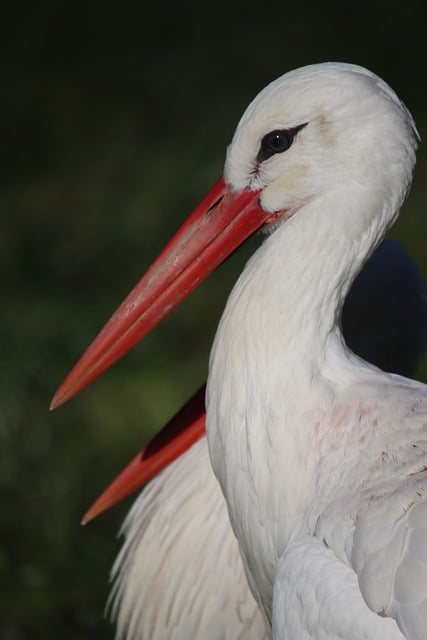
top-left (1, 1), bottom-right (427, 638)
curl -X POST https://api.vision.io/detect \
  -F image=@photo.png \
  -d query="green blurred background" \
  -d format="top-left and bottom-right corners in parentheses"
top-left (2, 1), bottom-right (427, 638)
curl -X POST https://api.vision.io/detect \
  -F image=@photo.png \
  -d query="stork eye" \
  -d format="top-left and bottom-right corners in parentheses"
top-left (257, 124), bottom-right (307, 163)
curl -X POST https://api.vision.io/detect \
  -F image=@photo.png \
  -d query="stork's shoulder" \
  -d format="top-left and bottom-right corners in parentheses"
top-left (356, 370), bottom-right (427, 444)
top-left (330, 368), bottom-right (427, 449)
top-left (311, 369), bottom-right (427, 498)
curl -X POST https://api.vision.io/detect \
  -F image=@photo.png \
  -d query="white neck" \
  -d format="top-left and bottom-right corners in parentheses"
top-left (208, 182), bottom-right (394, 402)
top-left (205, 184), bottom-right (397, 611)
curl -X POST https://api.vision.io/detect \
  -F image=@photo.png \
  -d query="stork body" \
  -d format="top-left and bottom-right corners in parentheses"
top-left (206, 64), bottom-right (426, 638)
top-left (53, 63), bottom-right (427, 639)
top-left (111, 238), bottom-right (426, 640)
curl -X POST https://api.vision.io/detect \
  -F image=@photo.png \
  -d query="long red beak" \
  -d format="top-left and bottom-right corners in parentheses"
top-left (51, 176), bottom-right (271, 409)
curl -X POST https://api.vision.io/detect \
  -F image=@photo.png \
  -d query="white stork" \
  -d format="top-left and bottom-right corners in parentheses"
top-left (52, 63), bottom-right (427, 639)
top-left (78, 241), bottom-right (426, 640)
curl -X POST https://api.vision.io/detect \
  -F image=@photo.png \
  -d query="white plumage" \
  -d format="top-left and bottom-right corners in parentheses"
top-left (205, 63), bottom-right (426, 638)
top-left (112, 438), bottom-right (269, 639)
top-left (54, 62), bottom-right (427, 639)
top-left (111, 236), bottom-right (426, 640)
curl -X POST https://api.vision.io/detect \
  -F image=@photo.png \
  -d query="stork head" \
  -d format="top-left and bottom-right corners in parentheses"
top-left (226, 63), bottom-right (417, 223)
top-left (51, 63), bottom-right (417, 409)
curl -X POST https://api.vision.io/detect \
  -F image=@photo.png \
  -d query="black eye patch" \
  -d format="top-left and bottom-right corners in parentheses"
top-left (257, 123), bottom-right (307, 163)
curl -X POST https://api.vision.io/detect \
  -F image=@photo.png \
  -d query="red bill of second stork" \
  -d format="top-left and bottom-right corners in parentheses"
top-left (52, 63), bottom-right (427, 639)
